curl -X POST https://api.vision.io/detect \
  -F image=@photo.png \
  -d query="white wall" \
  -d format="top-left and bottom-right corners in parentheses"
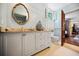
top-left (0, 4), bottom-right (1, 26)
top-left (63, 3), bottom-right (79, 14)
top-left (0, 3), bottom-right (8, 27)
top-left (0, 3), bottom-right (54, 30)
top-left (63, 3), bottom-right (79, 26)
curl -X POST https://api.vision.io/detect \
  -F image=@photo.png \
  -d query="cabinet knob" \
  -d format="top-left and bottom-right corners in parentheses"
top-left (22, 34), bottom-right (26, 36)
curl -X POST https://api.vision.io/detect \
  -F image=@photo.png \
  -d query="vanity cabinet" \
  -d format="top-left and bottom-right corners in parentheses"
top-left (0, 32), bottom-right (51, 56)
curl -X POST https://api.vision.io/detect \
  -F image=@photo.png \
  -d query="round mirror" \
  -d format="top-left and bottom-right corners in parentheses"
top-left (12, 3), bottom-right (29, 25)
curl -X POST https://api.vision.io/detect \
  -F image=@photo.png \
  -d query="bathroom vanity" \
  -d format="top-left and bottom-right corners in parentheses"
top-left (0, 3), bottom-right (51, 56)
top-left (0, 31), bottom-right (51, 56)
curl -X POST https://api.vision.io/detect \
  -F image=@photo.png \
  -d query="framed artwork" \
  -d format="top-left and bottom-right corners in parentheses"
top-left (45, 8), bottom-right (52, 20)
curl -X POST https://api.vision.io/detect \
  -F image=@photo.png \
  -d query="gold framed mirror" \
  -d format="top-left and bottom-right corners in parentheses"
top-left (12, 3), bottom-right (29, 25)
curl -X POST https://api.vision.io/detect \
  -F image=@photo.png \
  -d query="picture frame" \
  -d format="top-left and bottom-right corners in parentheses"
top-left (45, 8), bottom-right (52, 20)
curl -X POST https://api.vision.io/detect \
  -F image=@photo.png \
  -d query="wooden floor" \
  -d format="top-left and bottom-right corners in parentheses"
top-left (34, 43), bottom-right (79, 56)
top-left (65, 35), bottom-right (79, 46)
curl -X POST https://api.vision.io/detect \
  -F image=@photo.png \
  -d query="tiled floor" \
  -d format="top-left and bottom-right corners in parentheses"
top-left (34, 43), bottom-right (79, 56)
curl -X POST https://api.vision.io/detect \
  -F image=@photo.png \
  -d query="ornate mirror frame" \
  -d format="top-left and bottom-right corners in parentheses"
top-left (12, 3), bottom-right (29, 25)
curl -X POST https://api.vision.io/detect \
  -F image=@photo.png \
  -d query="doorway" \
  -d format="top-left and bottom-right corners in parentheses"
top-left (52, 10), bottom-right (65, 46)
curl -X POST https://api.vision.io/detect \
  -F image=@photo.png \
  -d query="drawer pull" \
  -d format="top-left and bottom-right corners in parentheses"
top-left (22, 34), bottom-right (26, 36)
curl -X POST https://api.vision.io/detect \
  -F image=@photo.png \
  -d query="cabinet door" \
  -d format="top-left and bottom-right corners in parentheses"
top-left (2, 33), bottom-right (8, 56)
top-left (39, 32), bottom-right (47, 49)
top-left (5, 33), bottom-right (22, 56)
top-left (22, 33), bottom-right (35, 56)
top-left (0, 33), bottom-right (2, 56)
top-left (36, 32), bottom-right (51, 52)
top-left (40, 32), bottom-right (51, 49)
top-left (36, 32), bottom-right (42, 52)
top-left (44, 32), bottom-right (51, 47)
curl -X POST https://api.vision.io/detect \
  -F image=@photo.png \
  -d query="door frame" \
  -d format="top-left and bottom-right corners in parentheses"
top-left (61, 10), bottom-right (65, 46)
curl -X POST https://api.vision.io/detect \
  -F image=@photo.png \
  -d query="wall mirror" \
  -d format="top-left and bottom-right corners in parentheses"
top-left (12, 3), bottom-right (29, 25)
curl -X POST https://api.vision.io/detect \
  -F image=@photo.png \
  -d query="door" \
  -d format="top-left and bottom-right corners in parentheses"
top-left (22, 33), bottom-right (35, 56)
